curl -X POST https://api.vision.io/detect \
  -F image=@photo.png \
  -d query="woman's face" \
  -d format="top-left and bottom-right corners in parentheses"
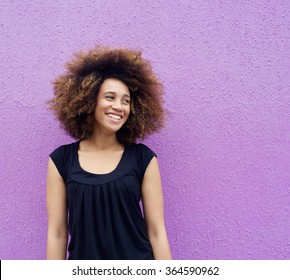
top-left (93, 78), bottom-right (131, 135)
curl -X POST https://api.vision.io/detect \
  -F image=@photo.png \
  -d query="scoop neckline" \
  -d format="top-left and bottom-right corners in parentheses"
top-left (75, 140), bottom-right (127, 176)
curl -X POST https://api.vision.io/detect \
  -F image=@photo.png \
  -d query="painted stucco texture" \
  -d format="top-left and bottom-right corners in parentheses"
top-left (0, 0), bottom-right (289, 259)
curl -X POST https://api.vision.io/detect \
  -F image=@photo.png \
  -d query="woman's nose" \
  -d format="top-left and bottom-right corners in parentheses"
top-left (111, 100), bottom-right (123, 111)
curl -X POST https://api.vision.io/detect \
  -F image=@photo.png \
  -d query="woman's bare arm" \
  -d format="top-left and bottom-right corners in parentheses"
top-left (46, 158), bottom-right (68, 260)
top-left (142, 157), bottom-right (172, 260)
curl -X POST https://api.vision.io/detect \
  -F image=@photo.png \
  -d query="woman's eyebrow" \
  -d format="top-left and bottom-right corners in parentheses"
top-left (104, 91), bottom-right (130, 97)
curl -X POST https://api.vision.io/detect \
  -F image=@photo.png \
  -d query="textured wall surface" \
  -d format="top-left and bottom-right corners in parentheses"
top-left (0, 0), bottom-right (289, 259)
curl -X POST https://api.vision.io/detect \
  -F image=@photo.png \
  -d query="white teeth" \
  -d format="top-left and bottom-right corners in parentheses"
top-left (107, 114), bottom-right (121, 120)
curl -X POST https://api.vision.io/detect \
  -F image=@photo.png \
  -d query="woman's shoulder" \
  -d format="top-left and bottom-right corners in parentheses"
top-left (49, 141), bottom-right (79, 179)
top-left (125, 143), bottom-right (157, 180)
top-left (49, 141), bottom-right (79, 157)
top-left (127, 142), bottom-right (153, 151)
top-left (127, 142), bottom-right (157, 159)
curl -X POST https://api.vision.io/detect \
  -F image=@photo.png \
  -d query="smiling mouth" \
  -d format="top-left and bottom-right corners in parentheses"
top-left (106, 113), bottom-right (122, 120)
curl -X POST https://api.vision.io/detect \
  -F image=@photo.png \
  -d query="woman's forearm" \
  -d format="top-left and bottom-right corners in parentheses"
top-left (46, 233), bottom-right (67, 260)
top-left (149, 231), bottom-right (172, 260)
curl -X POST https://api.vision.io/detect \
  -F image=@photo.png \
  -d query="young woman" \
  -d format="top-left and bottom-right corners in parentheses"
top-left (46, 46), bottom-right (171, 260)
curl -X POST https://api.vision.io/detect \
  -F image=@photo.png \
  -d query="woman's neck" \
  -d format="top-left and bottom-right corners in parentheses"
top-left (85, 131), bottom-right (122, 152)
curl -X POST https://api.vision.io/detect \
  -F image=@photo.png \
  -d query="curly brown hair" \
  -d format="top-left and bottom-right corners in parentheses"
top-left (48, 46), bottom-right (166, 144)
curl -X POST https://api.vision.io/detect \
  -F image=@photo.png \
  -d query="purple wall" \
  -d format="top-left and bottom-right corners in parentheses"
top-left (0, 0), bottom-right (289, 260)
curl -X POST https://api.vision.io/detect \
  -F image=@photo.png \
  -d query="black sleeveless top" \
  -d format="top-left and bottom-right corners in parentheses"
top-left (49, 141), bottom-right (156, 260)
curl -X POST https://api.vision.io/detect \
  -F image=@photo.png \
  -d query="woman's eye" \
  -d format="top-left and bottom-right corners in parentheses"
top-left (105, 96), bottom-right (114, 100)
top-left (123, 99), bottom-right (130, 104)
